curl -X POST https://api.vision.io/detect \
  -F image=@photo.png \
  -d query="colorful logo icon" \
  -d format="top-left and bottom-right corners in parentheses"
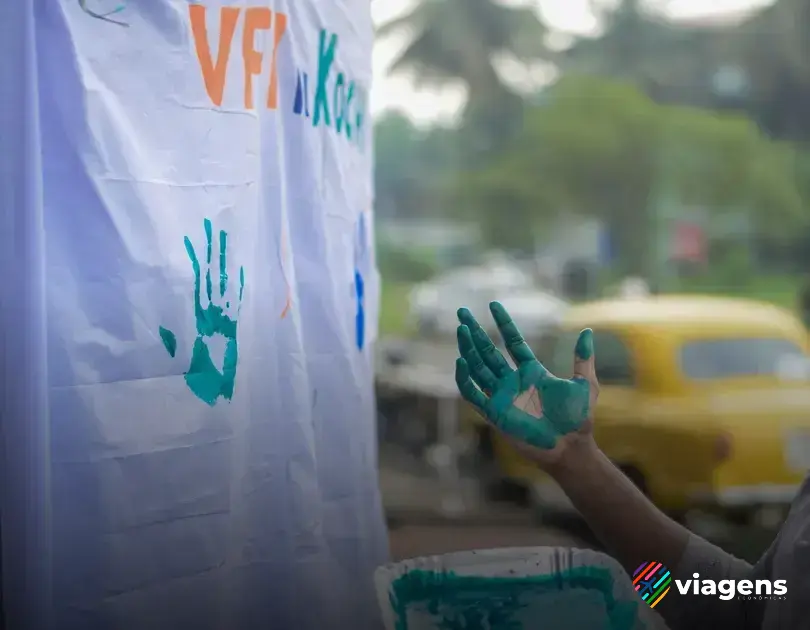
top-left (633, 562), bottom-right (671, 608)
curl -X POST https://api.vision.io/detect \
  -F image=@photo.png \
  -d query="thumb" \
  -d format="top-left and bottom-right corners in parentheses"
top-left (572, 328), bottom-right (596, 385)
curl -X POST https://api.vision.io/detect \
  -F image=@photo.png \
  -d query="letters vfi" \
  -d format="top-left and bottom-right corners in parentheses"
top-left (189, 4), bottom-right (286, 109)
top-left (188, 5), bottom-right (366, 148)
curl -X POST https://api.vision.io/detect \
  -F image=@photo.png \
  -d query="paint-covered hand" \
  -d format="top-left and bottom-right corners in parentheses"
top-left (455, 302), bottom-right (598, 460)
top-left (159, 219), bottom-right (245, 407)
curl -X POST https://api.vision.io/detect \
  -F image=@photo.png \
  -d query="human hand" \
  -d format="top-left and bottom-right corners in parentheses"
top-left (454, 302), bottom-right (599, 470)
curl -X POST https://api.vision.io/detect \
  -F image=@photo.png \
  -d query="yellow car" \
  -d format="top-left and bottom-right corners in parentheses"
top-left (478, 295), bottom-right (810, 519)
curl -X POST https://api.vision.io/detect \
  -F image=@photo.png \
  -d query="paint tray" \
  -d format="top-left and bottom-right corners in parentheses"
top-left (374, 547), bottom-right (662, 630)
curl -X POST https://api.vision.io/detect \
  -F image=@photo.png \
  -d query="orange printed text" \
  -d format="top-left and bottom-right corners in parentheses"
top-left (189, 4), bottom-right (288, 109)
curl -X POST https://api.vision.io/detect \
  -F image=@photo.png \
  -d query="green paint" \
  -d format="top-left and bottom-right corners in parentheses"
top-left (159, 218), bottom-right (245, 406)
top-left (389, 567), bottom-right (640, 630)
top-left (159, 326), bottom-right (177, 358)
top-left (454, 303), bottom-right (591, 450)
top-left (575, 328), bottom-right (594, 360)
top-left (219, 230), bottom-right (228, 297)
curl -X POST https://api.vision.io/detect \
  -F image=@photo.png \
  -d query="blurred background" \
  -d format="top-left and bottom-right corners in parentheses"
top-left (370, 0), bottom-right (810, 567)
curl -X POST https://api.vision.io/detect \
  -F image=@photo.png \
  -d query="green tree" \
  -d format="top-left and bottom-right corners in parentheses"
top-left (563, 1), bottom-right (760, 114)
top-left (374, 111), bottom-right (463, 219)
top-left (735, 0), bottom-right (810, 141)
top-left (564, 0), bottom-right (661, 82)
top-left (374, 111), bottom-right (423, 218)
top-left (376, 0), bottom-right (550, 153)
top-left (562, 0), bottom-right (810, 144)
top-left (454, 76), bottom-right (807, 272)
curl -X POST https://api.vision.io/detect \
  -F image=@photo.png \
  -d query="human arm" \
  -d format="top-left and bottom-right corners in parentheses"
top-left (549, 438), bottom-right (696, 579)
top-left (549, 439), bottom-right (769, 629)
top-left (453, 302), bottom-right (773, 630)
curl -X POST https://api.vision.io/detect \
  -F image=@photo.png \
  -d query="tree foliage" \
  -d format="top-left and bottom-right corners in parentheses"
top-left (452, 75), bottom-right (807, 271)
top-left (377, 0), bottom-right (550, 96)
top-left (376, 0), bottom-right (551, 155)
top-left (566, 0), bottom-right (810, 143)
top-left (374, 111), bottom-right (461, 219)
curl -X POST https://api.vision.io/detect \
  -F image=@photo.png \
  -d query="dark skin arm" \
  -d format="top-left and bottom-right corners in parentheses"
top-left (454, 303), bottom-right (758, 629)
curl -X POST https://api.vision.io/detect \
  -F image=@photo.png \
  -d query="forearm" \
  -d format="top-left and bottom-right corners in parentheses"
top-left (550, 441), bottom-right (691, 573)
top-left (550, 441), bottom-right (757, 629)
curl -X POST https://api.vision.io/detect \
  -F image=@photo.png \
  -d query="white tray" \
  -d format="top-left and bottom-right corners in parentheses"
top-left (374, 547), bottom-right (661, 630)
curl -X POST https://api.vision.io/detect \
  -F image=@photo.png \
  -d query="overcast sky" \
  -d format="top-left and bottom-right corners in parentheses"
top-left (370, 0), bottom-right (773, 124)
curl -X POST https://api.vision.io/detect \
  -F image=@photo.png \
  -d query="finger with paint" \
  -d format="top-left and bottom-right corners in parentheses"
top-left (454, 302), bottom-right (595, 450)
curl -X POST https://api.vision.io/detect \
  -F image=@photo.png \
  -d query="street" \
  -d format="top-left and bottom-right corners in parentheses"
top-left (389, 522), bottom-right (591, 560)
top-left (380, 452), bottom-right (595, 561)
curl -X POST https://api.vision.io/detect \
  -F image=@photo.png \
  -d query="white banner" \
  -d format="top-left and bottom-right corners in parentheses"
top-left (1, 1), bottom-right (386, 628)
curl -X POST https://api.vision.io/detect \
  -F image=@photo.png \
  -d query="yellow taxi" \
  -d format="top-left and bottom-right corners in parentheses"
top-left (478, 295), bottom-right (810, 518)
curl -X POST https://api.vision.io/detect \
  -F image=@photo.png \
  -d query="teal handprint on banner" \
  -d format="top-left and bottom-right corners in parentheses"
top-left (159, 218), bottom-right (245, 406)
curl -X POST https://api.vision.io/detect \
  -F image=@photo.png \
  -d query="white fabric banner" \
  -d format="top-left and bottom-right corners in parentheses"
top-left (1, 1), bottom-right (387, 628)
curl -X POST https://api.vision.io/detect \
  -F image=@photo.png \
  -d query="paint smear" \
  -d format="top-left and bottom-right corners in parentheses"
top-left (389, 567), bottom-right (641, 630)
top-left (455, 307), bottom-right (592, 450)
top-left (159, 218), bottom-right (244, 406)
top-left (159, 326), bottom-right (177, 358)
top-left (354, 211), bottom-right (367, 350)
top-left (355, 268), bottom-right (365, 350)
top-left (79, 0), bottom-right (128, 26)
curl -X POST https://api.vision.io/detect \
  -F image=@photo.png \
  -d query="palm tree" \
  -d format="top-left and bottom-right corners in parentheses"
top-left (376, 0), bottom-right (551, 154)
top-left (565, 0), bottom-right (652, 79)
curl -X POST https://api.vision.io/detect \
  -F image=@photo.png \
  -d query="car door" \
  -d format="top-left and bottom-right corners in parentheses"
top-left (591, 329), bottom-right (637, 419)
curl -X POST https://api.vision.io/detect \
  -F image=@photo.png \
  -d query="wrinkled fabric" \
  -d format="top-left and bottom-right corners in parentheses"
top-left (1, 1), bottom-right (387, 629)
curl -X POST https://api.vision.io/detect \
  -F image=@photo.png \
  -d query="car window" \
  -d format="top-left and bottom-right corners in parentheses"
top-left (680, 338), bottom-right (805, 380)
top-left (592, 331), bottom-right (634, 385)
top-left (531, 333), bottom-right (562, 368)
top-left (542, 329), bottom-right (634, 386)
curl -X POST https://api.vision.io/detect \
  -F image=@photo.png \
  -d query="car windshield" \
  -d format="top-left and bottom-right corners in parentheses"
top-left (680, 338), bottom-right (806, 380)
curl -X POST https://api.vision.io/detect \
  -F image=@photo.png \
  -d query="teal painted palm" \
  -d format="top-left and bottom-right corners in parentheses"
top-left (159, 218), bottom-right (245, 406)
top-left (455, 302), bottom-right (595, 450)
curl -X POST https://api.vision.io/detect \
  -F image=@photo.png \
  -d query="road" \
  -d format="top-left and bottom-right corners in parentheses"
top-left (388, 521), bottom-right (592, 561)
top-left (379, 454), bottom-right (594, 561)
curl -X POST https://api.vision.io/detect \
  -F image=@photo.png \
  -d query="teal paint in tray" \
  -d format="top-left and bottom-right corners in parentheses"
top-left (375, 549), bottom-right (651, 630)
